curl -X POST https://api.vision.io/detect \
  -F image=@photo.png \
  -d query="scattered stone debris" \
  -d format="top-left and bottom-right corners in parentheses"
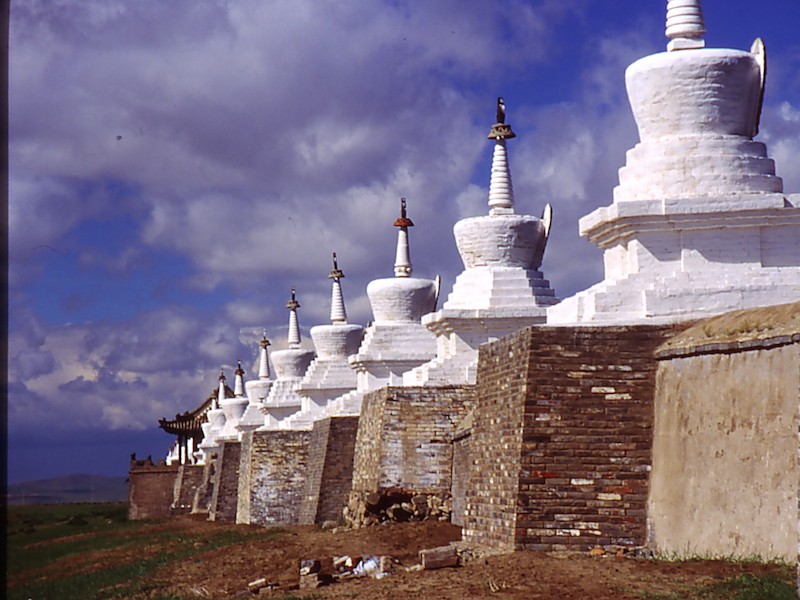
top-left (419, 545), bottom-right (459, 570)
top-left (588, 545), bottom-right (656, 559)
top-left (343, 488), bottom-right (453, 528)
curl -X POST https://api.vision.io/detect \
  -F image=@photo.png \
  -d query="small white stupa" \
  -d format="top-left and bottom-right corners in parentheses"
top-left (404, 98), bottom-right (559, 385)
top-left (217, 361), bottom-right (249, 441)
top-left (549, 0), bottom-right (800, 324)
top-left (196, 370), bottom-right (230, 461)
top-left (238, 333), bottom-right (274, 434)
top-left (323, 199), bottom-right (438, 417)
top-left (282, 254), bottom-right (364, 429)
top-left (258, 289), bottom-right (315, 430)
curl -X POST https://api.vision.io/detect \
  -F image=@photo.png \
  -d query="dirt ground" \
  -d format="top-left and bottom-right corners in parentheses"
top-left (146, 517), bottom-right (793, 599)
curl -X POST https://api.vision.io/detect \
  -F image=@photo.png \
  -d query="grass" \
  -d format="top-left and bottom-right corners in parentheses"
top-left (7, 502), bottom-right (285, 600)
top-left (640, 572), bottom-right (796, 599)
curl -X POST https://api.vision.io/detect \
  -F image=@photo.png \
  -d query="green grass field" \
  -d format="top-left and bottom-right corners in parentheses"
top-left (6, 502), bottom-right (286, 600)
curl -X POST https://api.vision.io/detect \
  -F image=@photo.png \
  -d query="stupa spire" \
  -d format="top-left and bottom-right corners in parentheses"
top-left (328, 252), bottom-right (347, 324)
top-left (234, 361), bottom-right (245, 397)
top-left (286, 288), bottom-right (302, 349)
top-left (666, 0), bottom-right (706, 51)
top-left (487, 96), bottom-right (516, 216)
top-left (393, 198), bottom-right (414, 277)
top-left (258, 331), bottom-right (271, 379)
top-left (215, 370), bottom-right (226, 409)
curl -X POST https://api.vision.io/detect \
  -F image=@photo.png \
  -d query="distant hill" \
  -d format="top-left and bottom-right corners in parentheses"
top-left (6, 474), bottom-right (128, 505)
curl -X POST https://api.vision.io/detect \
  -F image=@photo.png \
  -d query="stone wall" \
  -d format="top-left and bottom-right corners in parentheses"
top-left (347, 385), bottom-right (474, 526)
top-left (172, 464), bottom-right (204, 515)
top-left (236, 429), bottom-right (310, 526)
top-left (209, 441), bottom-right (241, 523)
top-left (128, 455), bottom-right (179, 520)
top-left (647, 303), bottom-right (800, 561)
top-left (464, 323), bottom-right (685, 551)
top-left (299, 415), bottom-right (360, 525)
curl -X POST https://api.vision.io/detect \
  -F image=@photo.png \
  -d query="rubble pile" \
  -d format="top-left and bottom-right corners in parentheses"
top-left (343, 488), bottom-right (453, 528)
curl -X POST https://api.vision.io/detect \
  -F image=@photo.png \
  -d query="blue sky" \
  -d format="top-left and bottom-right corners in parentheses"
top-left (9, 0), bottom-right (800, 483)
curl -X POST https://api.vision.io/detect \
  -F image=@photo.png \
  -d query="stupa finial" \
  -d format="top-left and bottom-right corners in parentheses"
top-left (393, 198), bottom-right (414, 277)
top-left (234, 360), bottom-right (245, 397)
top-left (666, 0), bottom-right (706, 51)
top-left (258, 331), bottom-right (271, 379)
top-left (487, 97), bottom-right (516, 215)
top-left (286, 288), bottom-right (302, 348)
top-left (215, 369), bottom-right (227, 408)
top-left (328, 252), bottom-right (348, 323)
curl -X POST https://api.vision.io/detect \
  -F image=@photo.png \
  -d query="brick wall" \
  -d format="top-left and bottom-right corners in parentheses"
top-left (352, 385), bottom-right (475, 493)
top-left (209, 441), bottom-right (241, 523)
top-left (192, 457), bottom-right (217, 515)
top-left (347, 385), bottom-right (474, 526)
top-left (172, 464), bottom-right (204, 515)
top-left (300, 416), bottom-right (360, 525)
top-left (464, 324), bottom-right (685, 550)
top-left (450, 412), bottom-right (473, 527)
top-left (128, 456), bottom-right (179, 520)
top-left (236, 429), bottom-right (310, 526)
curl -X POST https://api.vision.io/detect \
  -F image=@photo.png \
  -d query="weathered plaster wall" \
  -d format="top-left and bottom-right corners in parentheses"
top-left (648, 314), bottom-right (800, 560)
top-left (299, 415), bottom-right (359, 525)
top-left (236, 429), bottom-right (310, 526)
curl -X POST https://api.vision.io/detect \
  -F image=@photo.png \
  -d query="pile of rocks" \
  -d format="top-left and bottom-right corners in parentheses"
top-left (343, 488), bottom-right (453, 528)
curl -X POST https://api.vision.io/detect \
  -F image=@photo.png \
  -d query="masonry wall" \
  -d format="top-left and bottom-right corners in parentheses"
top-left (450, 416), bottom-right (472, 527)
top-left (299, 415), bottom-right (360, 525)
top-left (346, 385), bottom-right (474, 526)
top-left (236, 429), bottom-right (310, 526)
top-left (209, 441), bottom-right (241, 523)
top-left (128, 457), bottom-right (179, 520)
top-left (464, 324), bottom-right (685, 550)
top-left (648, 337), bottom-right (800, 561)
top-left (172, 464), bottom-right (204, 515)
top-left (352, 385), bottom-right (475, 492)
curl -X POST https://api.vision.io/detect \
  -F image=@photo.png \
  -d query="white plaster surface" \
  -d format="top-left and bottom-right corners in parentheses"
top-left (549, 37), bottom-right (799, 324)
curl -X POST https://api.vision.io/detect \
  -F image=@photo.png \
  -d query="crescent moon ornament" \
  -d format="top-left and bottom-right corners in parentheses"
top-left (750, 37), bottom-right (766, 137)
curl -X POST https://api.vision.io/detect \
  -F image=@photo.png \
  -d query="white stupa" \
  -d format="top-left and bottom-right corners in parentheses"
top-left (323, 199), bottom-right (438, 417)
top-left (217, 361), bottom-right (249, 441)
top-left (258, 289), bottom-right (315, 430)
top-left (238, 333), bottom-right (274, 434)
top-left (196, 370), bottom-right (230, 461)
top-left (281, 254), bottom-right (364, 429)
top-left (549, 0), bottom-right (800, 324)
top-left (404, 98), bottom-right (559, 385)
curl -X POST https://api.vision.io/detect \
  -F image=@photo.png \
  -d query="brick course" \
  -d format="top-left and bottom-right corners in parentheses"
top-left (128, 456), bottom-right (179, 520)
top-left (347, 385), bottom-right (474, 526)
top-left (464, 324), bottom-right (686, 550)
top-left (209, 441), bottom-right (241, 522)
top-left (300, 416), bottom-right (360, 525)
top-left (236, 429), bottom-right (310, 526)
top-left (172, 464), bottom-right (204, 515)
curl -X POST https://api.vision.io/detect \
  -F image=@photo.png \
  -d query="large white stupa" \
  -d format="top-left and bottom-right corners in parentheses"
top-left (281, 255), bottom-right (364, 429)
top-left (549, 0), bottom-right (800, 324)
top-left (323, 199), bottom-right (438, 417)
top-left (237, 333), bottom-right (274, 435)
top-left (258, 290), bottom-right (315, 430)
top-left (404, 99), bottom-right (559, 385)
